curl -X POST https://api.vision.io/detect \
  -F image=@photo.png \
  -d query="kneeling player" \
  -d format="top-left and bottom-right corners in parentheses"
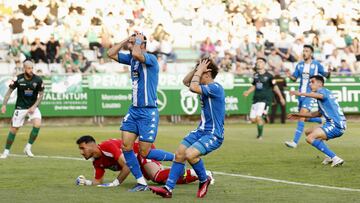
top-left (288, 75), bottom-right (346, 167)
top-left (75, 135), bottom-right (212, 186)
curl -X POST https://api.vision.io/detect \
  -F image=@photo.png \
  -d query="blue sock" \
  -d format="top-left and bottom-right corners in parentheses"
top-left (312, 139), bottom-right (336, 158)
top-left (146, 149), bottom-right (174, 161)
top-left (165, 162), bottom-right (185, 190)
top-left (307, 117), bottom-right (322, 124)
top-left (191, 159), bottom-right (207, 183)
top-left (293, 121), bottom-right (305, 144)
top-left (123, 150), bottom-right (143, 179)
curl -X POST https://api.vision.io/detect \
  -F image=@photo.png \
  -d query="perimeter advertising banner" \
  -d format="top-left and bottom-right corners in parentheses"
top-left (0, 74), bottom-right (359, 117)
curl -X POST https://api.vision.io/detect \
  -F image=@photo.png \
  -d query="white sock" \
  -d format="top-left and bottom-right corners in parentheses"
top-left (25, 143), bottom-right (32, 150)
top-left (3, 149), bottom-right (9, 155)
top-left (136, 177), bottom-right (147, 185)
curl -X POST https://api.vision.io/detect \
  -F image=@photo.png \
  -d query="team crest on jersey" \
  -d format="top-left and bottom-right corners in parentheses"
top-left (19, 78), bottom-right (25, 82)
top-left (264, 76), bottom-right (268, 81)
top-left (32, 82), bottom-right (37, 88)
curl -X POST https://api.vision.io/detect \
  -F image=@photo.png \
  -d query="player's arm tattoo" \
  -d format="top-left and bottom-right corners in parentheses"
top-left (2, 88), bottom-right (14, 106)
top-left (183, 69), bottom-right (197, 87)
top-left (189, 74), bottom-right (202, 94)
top-left (32, 91), bottom-right (44, 108)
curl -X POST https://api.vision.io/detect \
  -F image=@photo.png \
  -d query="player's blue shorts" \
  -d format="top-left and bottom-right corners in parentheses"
top-left (120, 106), bottom-right (159, 143)
top-left (321, 122), bottom-right (345, 140)
top-left (181, 130), bottom-right (223, 155)
top-left (298, 96), bottom-right (316, 111)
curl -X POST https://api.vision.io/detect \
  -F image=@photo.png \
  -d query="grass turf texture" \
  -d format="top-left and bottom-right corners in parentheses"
top-left (0, 123), bottom-right (360, 203)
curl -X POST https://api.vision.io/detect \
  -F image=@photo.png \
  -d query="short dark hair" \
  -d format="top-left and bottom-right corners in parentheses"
top-left (196, 58), bottom-right (219, 79)
top-left (310, 75), bottom-right (324, 85)
top-left (256, 57), bottom-right (267, 63)
top-left (76, 135), bottom-right (96, 145)
top-left (303, 44), bottom-right (314, 52)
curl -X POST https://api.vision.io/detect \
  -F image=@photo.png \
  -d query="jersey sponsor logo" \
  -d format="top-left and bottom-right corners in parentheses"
top-left (19, 83), bottom-right (26, 86)
top-left (302, 73), bottom-right (309, 80)
top-left (255, 82), bottom-right (263, 89)
top-left (24, 89), bottom-right (33, 96)
top-left (132, 70), bottom-right (139, 79)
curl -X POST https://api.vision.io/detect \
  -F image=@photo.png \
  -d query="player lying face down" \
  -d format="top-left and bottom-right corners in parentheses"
top-left (75, 135), bottom-right (205, 187)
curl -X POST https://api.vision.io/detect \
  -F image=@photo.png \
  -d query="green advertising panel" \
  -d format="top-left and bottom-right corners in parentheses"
top-left (0, 73), bottom-right (359, 118)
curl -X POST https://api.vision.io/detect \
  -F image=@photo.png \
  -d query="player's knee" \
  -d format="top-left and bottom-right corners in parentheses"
top-left (305, 135), bottom-right (314, 144)
top-left (139, 148), bottom-right (150, 158)
top-left (250, 118), bottom-right (256, 123)
top-left (185, 150), bottom-right (197, 162)
top-left (121, 142), bottom-right (133, 151)
top-left (305, 129), bottom-right (311, 136)
top-left (174, 150), bottom-right (186, 162)
top-left (10, 127), bottom-right (18, 134)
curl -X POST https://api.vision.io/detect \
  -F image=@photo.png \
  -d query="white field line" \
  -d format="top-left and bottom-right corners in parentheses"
top-left (9, 154), bottom-right (360, 192)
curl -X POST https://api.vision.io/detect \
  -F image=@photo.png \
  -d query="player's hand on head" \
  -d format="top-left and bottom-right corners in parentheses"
top-left (134, 32), bottom-right (145, 41)
top-left (197, 59), bottom-right (211, 72)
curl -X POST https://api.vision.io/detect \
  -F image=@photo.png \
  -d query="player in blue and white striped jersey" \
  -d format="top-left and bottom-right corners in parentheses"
top-left (107, 32), bottom-right (174, 192)
top-left (150, 58), bottom-right (225, 198)
top-left (288, 75), bottom-right (346, 167)
top-left (285, 45), bottom-right (330, 148)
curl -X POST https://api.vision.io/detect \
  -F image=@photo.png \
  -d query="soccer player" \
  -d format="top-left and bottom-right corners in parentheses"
top-left (75, 135), bottom-right (209, 186)
top-left (149, 58), bottom-right (224, 198)
top-left (285, 45), bottom-right (329, 148)
top-left (0, 60), bottom-right (44, 159)
top-left (243, 57), bottom-right (285, 139)
top-left (107, 32), bottom-right (174, 191)
top-left (288, 76), bottom-right (346, 167)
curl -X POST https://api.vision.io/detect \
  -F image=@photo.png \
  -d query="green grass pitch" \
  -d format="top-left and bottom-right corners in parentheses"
top-left (0, 122), bottom-right (360, 202)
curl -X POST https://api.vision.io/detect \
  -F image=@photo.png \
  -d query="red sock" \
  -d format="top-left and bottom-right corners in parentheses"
top-left (153, 168), bottom-right (170, 184)
top-left (153, 168), bottom-right (199, 184)
top-left (177, 169), bottom-right (198, 184)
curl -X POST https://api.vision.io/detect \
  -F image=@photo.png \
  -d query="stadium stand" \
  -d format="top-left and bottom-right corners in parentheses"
top-left (0, 0), bottom-right (359, 76)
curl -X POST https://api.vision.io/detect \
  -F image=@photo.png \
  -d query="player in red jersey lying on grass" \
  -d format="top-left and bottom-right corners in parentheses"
top-left (75, 135), bottom-right (213, 187)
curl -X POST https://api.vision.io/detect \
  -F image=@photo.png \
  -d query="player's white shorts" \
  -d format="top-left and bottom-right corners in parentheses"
top-left (12, 108), bottom-right (42, 127)
top-left (249, 102), bottom-right (268, 119)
